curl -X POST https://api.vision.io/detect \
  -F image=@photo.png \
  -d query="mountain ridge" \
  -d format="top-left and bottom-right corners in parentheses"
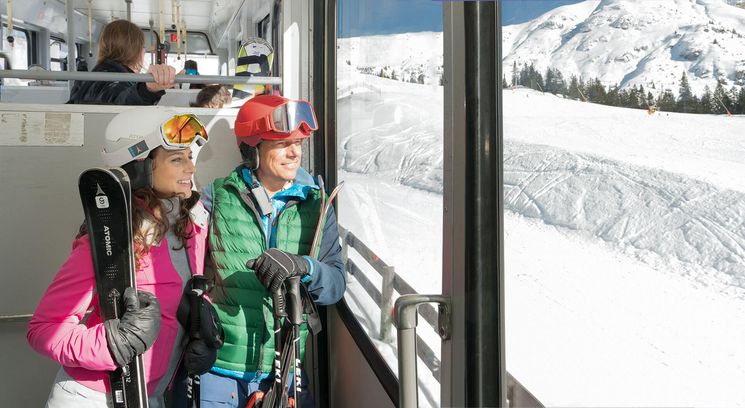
top-left (503, 0), bottom-right (745, 95)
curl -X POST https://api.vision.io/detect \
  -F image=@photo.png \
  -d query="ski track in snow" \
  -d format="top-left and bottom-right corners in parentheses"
top-left (505, 140), bottom-right (745, 291)
top-left (336, 64), bottom-right (745, 404)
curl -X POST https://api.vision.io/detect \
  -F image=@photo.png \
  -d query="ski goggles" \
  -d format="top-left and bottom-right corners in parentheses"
top-left (257, 100), bottom-right (318, 135)
top-left (160, 114), bottom-right (209, 149)
top-left (103, 114), bottom-right (209, 167)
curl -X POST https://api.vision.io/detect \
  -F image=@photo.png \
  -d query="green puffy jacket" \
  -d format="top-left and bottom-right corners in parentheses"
top-left (209, 169), bottom-right (322, 376)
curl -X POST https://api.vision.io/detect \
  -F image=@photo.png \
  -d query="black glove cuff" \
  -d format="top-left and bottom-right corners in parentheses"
top-left (104, 319), bottom-right (129, 367)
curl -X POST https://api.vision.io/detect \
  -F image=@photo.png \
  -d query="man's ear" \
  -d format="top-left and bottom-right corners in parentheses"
top-left (239, 143), bottom-right (260, 170)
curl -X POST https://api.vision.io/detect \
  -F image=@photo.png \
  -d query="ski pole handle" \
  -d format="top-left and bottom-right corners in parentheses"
top-left (285, 277), bottom-right (303, 326)
top-left (272, 289), bottom-right (287, 318)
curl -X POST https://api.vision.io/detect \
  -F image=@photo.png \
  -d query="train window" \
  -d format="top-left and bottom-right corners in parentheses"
top-left (49, 38), bottom-right (67, 71)
top-left (143, 29), bottom-right (159, 53)
top-left (164, 30), bottom-right (213, 55)
top-left (0, 25), bottom-right (29, 71)
top-left (337, 0), bottom-right (444, 406)
top-left (502, 1), bottom-right (745, 406)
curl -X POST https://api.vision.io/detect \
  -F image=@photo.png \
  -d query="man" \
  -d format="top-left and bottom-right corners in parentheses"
top-left (198, 94), bottom-right (345, 407)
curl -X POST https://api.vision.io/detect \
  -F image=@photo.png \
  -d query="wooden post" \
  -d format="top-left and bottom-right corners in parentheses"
top-left (379, 265), bottom-right (395, 342)
top-left (340, 229), bottom-right (350, 283)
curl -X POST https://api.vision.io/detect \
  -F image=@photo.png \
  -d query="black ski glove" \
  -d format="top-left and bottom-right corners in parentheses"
top-left (184, 339), bottom-right (218, 375)
top-left (104, 287), bottom-right (161, 367)
top-left (246, 248), bottom-right (309, 294)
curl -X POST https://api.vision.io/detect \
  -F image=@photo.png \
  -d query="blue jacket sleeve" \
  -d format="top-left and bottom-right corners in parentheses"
top-left (302, 205), bottom-right (346, 306)
top-left (200, 184), bottom-right (214, 214)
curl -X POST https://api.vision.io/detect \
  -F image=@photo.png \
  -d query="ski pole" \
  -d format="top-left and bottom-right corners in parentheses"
top-left (187, 276), bottom-right (209, 408)
top-left (264, 286), bottom-right (288, 408)
top-left (285, 277), bottom-right (304, 408)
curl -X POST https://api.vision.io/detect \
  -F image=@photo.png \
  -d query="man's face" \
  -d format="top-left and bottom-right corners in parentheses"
top-left (256, 137), bottom-right (304, 187)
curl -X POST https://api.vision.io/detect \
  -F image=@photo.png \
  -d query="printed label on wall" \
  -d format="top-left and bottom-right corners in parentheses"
top-left (0, 111), bottom-right (84, 146)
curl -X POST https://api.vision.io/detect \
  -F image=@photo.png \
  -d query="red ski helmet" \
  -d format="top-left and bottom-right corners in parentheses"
top-left (234, 94), bottom-right (318, 147)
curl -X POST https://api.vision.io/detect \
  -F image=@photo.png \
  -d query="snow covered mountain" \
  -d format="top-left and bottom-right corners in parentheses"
top-left (503, 0), bottom-right (745, 95)
top-left (338, 32), bottom-right (444, 86)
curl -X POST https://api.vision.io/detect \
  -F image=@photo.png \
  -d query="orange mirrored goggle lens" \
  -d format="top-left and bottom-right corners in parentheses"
top-left (161, 114), bottom-right (208, 147)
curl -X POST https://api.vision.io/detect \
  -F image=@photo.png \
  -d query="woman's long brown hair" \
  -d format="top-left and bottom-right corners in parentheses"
top-left (77, 188), bottom-right (200, 271)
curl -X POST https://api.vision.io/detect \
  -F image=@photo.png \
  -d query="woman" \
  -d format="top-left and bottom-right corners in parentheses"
top-left (68, 20), bottom-right (176, 105)
top-left (27, 108), bottom-right (211, 407)
top-left (180, 59), bottom-right (204, 89)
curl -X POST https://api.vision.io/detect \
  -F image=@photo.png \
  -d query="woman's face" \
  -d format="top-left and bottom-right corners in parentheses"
top-left (151, 147), bottom-right (196, 198)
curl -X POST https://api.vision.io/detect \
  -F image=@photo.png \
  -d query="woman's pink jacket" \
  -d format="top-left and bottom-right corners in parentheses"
top-left (27, 210), bottom-right (208, 394)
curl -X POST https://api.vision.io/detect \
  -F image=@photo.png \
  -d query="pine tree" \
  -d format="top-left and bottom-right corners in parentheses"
top-left (656, 90), bottom-right (677, 112)
top-left (544, 68), bottom-right (555, 93)
top-left (544, 67), bottom-right (567, 95)
top-left (637, 84), bottom-right (646, 108)
top-left (606, 85), bottom-right (621, 106)
top-left (699, 85), bottom-right (713, 113)
top-left (568, 75), bottom-right (581, 100)
top-left (713, 81), bottom-right (731, 114)
top-left (677, 72), bottom-right (695, 113)
top-left (586, 78), bottom-right (606, 102)
top-left (511, 61), bottom-right (519, 87)
top-left (502, 75), bottom-right (508, 89)
top-left (734, 87), bottom-right (745, 115)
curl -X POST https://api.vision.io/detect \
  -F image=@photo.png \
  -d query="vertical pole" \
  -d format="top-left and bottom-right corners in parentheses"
top-left (125, 0), bottom-right (132, 21)
top-left (66, 0), bottom-right (77, 89)
top-left (395, 297), bottom-right (420, 408)
top-left (379, 265), bottom-right (395, 342)
top-left (38, 29), bottom-right (51, 70)
top-left (463, 2), bottom-right (504, 407)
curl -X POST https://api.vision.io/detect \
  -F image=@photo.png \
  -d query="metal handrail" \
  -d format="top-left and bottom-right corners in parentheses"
top-left (394, 294), bottom-right (450, 408)
top-left (0, 70), bottom-right (282, 85)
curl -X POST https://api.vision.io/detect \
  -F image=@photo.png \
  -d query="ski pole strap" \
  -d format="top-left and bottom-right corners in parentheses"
top-left (300, 284), bottom-right (321, 335)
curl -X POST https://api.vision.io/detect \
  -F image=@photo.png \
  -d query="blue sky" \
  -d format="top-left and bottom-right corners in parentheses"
top-left (337, 0), bottom-right (586, 38)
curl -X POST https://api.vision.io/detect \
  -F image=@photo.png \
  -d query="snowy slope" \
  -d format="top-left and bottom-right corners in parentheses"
top-left (503, 0), bottom-right (745, 95)
top-left (337, 69), bottom-right (745, 405)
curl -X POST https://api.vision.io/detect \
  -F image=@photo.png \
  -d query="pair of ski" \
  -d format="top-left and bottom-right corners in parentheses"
top-left (78, 168), bottom-right (149, 408)
top-left (247, 176), bottom-right (343, 408)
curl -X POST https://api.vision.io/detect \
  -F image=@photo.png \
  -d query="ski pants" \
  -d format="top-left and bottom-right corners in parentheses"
top-left (170, 367), bottom-right (315, 408)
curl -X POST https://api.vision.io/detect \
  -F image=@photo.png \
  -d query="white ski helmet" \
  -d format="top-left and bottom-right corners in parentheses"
top-left (101, 107), bottom-right (209, 188)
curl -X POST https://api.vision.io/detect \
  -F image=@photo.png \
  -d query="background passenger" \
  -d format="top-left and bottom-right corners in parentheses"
top-left (190, 85), bottom-right (231, 108)
top-left (68, 20), bottom-right (176, 105)
top-left (180, 59), bottom-right (204, 90)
